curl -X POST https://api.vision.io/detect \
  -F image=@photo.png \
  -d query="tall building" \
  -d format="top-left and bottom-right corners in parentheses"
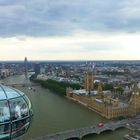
top-left (34, 63), bottom-right (40, 76)
top-left (129, 83), bottom-right (140, 115)
top-left (67, 68), bottom-right (140, 119)
top-left (24, 57), bottom-right (28, 78)
top-left (23, 57), bottom-right (31, 86)
top-left (0, 63), bottom-right (10, 78)
top-left (97, 82), bottom-right (104, 98)
top-left (84, 64), bottom-right (93, 92)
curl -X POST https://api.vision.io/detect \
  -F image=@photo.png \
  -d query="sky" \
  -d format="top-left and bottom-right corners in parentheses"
top-left (0, 0), bottom-right (140, 60)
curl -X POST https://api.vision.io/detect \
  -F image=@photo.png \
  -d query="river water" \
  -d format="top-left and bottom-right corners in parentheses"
top-left (2, 75), bottom-right (129, 140)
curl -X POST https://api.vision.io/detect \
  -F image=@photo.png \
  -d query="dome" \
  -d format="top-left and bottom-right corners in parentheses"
top-left (0, 85), bottom-right (33, 139)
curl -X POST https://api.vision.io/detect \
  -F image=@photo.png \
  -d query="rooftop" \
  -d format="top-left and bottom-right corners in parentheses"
top-left (73, 89), bottom-right (97, 96)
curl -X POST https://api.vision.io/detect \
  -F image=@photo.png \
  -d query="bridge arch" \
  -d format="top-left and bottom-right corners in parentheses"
top-left (32, 119), bottom-right (135, 140)
top-left (66, 137), bottom-right (81, 140)
top-left (80, 131), bottom-right (99, 138)
top-left (82, 127), bottom-right (120, 137)
top-left (81, 133), bottom-right (98, 139)
top-left (113, 126), bottom-right (125, 131)
top-left (99, 128), bottom-right (114, 134)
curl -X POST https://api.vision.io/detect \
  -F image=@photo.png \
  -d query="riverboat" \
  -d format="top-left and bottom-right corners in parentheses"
top-left (123, 134), bottom-right (140, 140)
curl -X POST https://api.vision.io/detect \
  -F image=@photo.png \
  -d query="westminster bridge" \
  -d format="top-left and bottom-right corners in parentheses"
top-left (3, 83), bottom-right (40, 87)
top-left (31, 117), bottom-right (139, 140)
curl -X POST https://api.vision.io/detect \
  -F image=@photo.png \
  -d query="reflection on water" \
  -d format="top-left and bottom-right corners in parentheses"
top-left (2, 75), bottom-right (128, 140)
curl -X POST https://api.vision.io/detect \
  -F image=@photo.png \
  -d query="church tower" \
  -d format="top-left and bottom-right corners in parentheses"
top-left (129, 83), bottom-right (140, 115)
top-left (97, 82), bottom-right (104, 98)
top-left (84, 63), bottom-right (94, 93)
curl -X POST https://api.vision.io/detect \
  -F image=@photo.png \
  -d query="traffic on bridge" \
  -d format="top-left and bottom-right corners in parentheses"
top-left (32, 117), bottom-right (140, 140)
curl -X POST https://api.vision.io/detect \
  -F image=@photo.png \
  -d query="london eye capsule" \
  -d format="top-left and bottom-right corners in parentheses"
top-left (0, 85), bottom-right (33, 139)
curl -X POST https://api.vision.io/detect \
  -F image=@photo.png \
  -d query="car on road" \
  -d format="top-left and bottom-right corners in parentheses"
top-left (97, 123), bottom-right (104, 127)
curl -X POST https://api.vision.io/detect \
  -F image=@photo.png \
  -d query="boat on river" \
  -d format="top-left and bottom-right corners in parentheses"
top-left (124, 134), bottom-right (140, 140)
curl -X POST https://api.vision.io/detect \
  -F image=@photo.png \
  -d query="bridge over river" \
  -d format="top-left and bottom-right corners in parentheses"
top-left (4, 83), bottom-right (40, 87)
top-left (32, 118), bottom-right (139, 140)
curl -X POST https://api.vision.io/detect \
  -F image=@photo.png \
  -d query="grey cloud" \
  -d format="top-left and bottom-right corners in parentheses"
top-left (80, 43), bottom-right (122, 52)
top-left (0, 0), bottom-right (140, 36)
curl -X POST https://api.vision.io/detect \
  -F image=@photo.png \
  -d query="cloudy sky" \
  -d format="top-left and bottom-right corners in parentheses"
top-left (0, 0), bottom-right (140, 60)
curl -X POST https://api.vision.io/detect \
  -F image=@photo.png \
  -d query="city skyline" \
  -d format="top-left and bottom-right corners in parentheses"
top-left (0, 0), bottom-right (140, 60)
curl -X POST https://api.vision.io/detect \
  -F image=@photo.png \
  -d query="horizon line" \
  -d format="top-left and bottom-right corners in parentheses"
top-left (0, 59), bottom-right (140, 62)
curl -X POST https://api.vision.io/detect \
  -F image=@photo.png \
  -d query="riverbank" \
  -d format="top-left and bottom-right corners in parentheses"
top-left (30, 77), bottom-right (82, 96)
top-left (66, 96), bottom-right (106, 118)
top-left (2, 75), bottom-right (129, 140)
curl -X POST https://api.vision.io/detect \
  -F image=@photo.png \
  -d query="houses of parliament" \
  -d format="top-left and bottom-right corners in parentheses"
top-left (66, 66), bottom-right (140, 119)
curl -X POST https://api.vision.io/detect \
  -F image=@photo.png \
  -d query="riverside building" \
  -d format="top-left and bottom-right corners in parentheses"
top-left (66, 66), bottom-right (140, 119)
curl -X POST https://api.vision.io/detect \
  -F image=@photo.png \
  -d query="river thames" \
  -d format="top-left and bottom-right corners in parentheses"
top-left (2, 75), bottom-right (129, 140)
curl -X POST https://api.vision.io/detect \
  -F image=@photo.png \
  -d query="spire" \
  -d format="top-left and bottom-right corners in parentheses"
top-left (129, 82), bottom-right (140, 115)
top-left (24, 57), bottom-right (28, 78)
top-left (97, 82), bottom-right (103, 97)
top-left (132, 82), bottom-right (139, 93)
top-left (84, 62), bottom-right (94, 93)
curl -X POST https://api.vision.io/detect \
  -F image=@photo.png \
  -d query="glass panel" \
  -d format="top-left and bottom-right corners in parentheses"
top-left (0, 101), bottom-right (10, 123)
top-left (0, 101), bottom-right (10, 139)
top-left (23, 95), bottom-right (31, 109)
top-left (23, 95), bottom-right (33, 116)
top-left (11, 118), bottom-right (30, 138)
top-left (14, 89), bottom-right (24, 96)
top-left (0, 123), bottom-right (10, 139)
top-left (10, 97), bottom-right (29, 121)
top-left (0, 87), bottom-right (6, 100)
top-left (2, 86), bottom-right (21, 99)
